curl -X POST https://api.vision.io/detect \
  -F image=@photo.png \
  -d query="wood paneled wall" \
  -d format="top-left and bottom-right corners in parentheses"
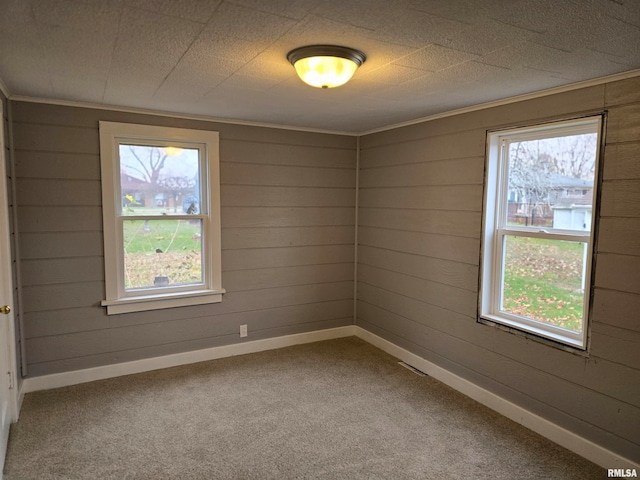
top-left (11, 102), bottom-right (356, 377)
top-left (358, 79), bottom-right (640, 462)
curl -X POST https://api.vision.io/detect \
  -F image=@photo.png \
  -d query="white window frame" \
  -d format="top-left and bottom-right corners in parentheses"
top-left (99, 122), bottom-right (224, 315)
top-left (480, 116), bottom-right (602, 349)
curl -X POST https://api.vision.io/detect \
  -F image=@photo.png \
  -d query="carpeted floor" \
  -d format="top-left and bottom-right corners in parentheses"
top-left (4, 337), bottom-right (603, 479)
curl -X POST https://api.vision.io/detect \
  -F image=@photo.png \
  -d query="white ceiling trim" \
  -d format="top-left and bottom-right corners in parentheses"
top-left (359, 68), bottom-right (640, 136)
top-left (7, 95), bottom-right (359, 137)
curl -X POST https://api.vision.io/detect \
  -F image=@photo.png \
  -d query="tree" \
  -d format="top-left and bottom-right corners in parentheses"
top-left (546, 134), bottom-right (596, 180)
top-left (122, 146), bottom-right (168, 185)
top-left (121, 146), bottom-right (168, 206)
top-left (508, 141), bottom-right (554, 224)
top-left (507, 133), bottom-right (597, 225)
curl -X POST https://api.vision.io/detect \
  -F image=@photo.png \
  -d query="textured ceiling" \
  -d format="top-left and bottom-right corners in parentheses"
top-left (0, 0), bottom-right (639, 133)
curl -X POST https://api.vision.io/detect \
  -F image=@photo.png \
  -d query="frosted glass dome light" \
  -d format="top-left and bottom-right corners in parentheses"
top-left (287, 45), bottom-right (366, 89)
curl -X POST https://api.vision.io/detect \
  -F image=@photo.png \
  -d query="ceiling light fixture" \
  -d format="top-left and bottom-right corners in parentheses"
top-left (287, 45), bottom-right (366, 89)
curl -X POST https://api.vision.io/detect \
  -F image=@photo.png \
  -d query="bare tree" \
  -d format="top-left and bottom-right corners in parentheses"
top-left (546, 134), bottom-right (596, 180)
top-left (121, 145), bottom-right (168, 187)
top-left (507, 133), bottom-right (597, 225)
top-left (508, 141), bottom-right (554, 224)
top-left (121, 147), bottom-right (168, 205)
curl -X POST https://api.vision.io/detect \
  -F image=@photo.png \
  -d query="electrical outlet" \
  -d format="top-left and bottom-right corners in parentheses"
top-left (240, 324), bottom-right (248, 338)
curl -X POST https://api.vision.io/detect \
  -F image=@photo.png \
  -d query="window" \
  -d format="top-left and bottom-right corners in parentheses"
top-left (480, 116), bottom-right (602, 349)
top-left (99, 122), bottom-right (224, 315)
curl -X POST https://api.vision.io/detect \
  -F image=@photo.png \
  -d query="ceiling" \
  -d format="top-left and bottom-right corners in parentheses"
top-left (1, 0), bottom-right (639, 134)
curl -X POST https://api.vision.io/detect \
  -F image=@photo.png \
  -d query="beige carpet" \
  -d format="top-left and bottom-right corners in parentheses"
top-left (5, 337), bottom-right (603, 479)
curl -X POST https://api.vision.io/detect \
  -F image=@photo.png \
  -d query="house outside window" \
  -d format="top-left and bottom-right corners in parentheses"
top-left (480, 116), bottom-right (602, 349)
top-left (99, 122), bottom-right (224, 315)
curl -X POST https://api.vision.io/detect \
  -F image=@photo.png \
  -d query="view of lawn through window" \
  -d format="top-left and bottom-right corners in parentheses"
top-left (502, 236), bottom-right (586, 332)
top-left (119, 144), bottom-right (203, 290)
top-left (123, 219), bottom-right (202, 290)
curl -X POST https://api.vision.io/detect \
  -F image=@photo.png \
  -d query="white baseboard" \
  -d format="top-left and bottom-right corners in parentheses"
top-left (353, 326), bottom-right (639, 470)
top-left (22, 325), bottom-right (357, 394)
top-left (19, 324), bottom-right (637, 470)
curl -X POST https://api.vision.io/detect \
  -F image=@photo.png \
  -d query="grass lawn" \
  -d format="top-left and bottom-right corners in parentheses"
top-left (123, 219), bottom-right (202, 289)
top-left (502, 236), bottom-right (586, 332)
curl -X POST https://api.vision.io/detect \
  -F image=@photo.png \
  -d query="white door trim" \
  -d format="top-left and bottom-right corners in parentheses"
top-left (0, 100), bottom-right (19, 425)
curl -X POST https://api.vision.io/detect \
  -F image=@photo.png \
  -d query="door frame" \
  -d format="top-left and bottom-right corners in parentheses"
top-left (0, 100), bottom-right (19, 425)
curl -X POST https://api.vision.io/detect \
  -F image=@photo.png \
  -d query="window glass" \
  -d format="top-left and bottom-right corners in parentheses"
top-left (501, 236), bottom-right (587, 333)
top-left (504, 132), bottom-right (597, 231)
top-left (480, 117), bottom-right (602, 349)
top-left (119, 145), bottom-right (201, 216)
top-left (122, 219), bottom-right (203, 290)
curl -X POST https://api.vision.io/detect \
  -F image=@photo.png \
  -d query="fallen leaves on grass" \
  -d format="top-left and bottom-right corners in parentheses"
top-left (125, 251), bottom-right (202, 289)
top-left (503, 237), bottom-right (585, 331)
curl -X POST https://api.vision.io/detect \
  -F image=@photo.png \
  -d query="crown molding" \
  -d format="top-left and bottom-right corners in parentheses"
top-left (8, 95), bottom-right (358, 137)
top-left (359, 68), bottom-right (640, 136)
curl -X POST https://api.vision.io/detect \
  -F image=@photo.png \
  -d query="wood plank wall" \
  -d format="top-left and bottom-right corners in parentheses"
top-left (11, 102), bottom-right (356, 377)
top-left (358, 79), bottom-right (640, 462)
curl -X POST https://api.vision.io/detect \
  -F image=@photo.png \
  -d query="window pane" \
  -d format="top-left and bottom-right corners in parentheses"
top-left (119, 145), bottom-right (200, 216)
top-left (123, 219), bottom-right (203, 290)
top-left (506, 132), bottom-right (597, 231)
top-left (501, 236), bottom-right (587, 332)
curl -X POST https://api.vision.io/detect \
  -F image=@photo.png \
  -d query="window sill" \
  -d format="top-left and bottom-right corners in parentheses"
top-left (101, 289), bottom-right (225, 315)
top-left (478, 313), bottom-right (588, 354)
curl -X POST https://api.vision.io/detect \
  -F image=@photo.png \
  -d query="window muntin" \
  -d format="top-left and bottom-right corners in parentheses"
top-left (481, 117), bottom-right (602, 349)
top-left (100, 122), bottom-right (223, 315)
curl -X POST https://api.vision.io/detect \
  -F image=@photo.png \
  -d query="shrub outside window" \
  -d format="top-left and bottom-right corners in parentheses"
top-left (99, 122), bottom-right (224, 315)
top-left (480, 116), bottom-right (602, 349)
